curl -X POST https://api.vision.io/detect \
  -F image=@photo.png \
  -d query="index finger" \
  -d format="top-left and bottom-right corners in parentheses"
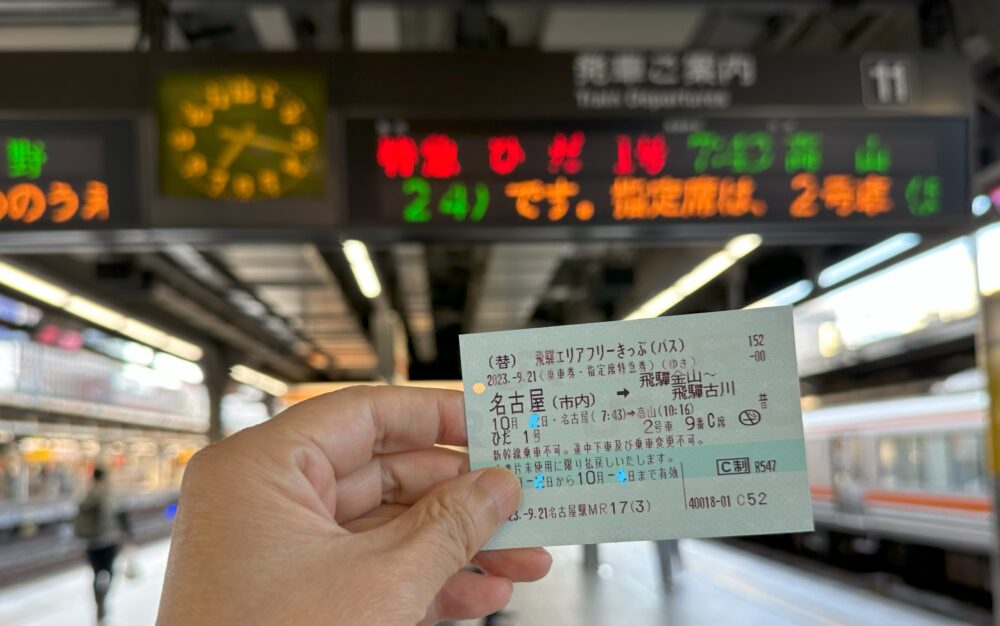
top-left (271, 385), bottom-right (467, 477)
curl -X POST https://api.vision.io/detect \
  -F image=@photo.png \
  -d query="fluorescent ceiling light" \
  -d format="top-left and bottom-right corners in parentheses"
top-left (121, 318), bottom-right (168, 348)
top-left (746, 280), bottom-right (814, 309)
top-left (625, 234), bottom-right (762, 320)
top-left (162, 337), bottom-right (204, 362)
top-left (343, 239), bottom-right (382, 299)
top-left (0, 258), bottom-right (203, 362)
top-left (817, 233), bottom-right (921, 288)
top-left (0, 260), bottom-right (69, 307)
top-left (231, 364), bottom-right (288, 397)
top-left (725, 233), bottom-right (764, 258)
top-left (64, 296), bottom-right (126, 330)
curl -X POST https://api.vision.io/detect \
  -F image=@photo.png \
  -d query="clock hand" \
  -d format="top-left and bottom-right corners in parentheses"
top-left (245, 134), bottom-right (297, 156)
top-left (215, 124), bottom-right (256, 169)
top-left (216, 139), bottom-right (249, 170)
top-left (217, 124), bottom-right (256, 143)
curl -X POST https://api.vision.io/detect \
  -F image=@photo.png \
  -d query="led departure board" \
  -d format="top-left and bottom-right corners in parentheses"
top-left (0, 51), bottom-right (974, 242)
top-left (346, 118), bottom-right (967, 231)
top-left (0, 120), bottom-right (139, 230)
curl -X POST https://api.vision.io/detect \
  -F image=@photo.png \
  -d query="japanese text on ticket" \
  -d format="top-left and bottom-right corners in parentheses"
top-left (460, 307), bottom-right (813, 549)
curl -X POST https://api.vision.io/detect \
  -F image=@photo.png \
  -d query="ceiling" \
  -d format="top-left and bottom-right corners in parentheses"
top-left (0, 0), bottom-right (998, 385)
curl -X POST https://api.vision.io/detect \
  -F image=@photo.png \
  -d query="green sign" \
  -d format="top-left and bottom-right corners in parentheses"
top-left (6, 138), bottom-right (47, 179)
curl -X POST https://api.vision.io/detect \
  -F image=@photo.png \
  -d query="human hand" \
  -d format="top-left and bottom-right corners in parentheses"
top-left (156, 386), bottom-right (551, 625)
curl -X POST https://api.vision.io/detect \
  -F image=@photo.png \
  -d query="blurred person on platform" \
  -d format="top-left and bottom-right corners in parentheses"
top-left (74, 466), bottom-right (133, 623)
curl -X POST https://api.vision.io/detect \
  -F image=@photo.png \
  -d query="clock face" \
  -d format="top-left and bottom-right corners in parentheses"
top-left (160, 73), bottom-right (324, 201)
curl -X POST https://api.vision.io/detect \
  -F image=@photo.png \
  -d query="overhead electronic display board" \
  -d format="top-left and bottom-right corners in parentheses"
top-left (346, 117), bottom-right (967, 230)
top-left (0, 120), bottom-right (139, 230)
top-left (340, 51), bottom-right (972, 237)
top-left (0, 51), bottom-right (974, 243)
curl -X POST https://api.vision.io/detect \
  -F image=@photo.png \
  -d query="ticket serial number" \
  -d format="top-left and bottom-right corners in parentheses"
top-left (687, 491), bottom-right (768, 509)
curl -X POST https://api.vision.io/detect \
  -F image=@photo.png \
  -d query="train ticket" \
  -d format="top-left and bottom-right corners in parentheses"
top-left (459, 306), bottom-right (813, 549)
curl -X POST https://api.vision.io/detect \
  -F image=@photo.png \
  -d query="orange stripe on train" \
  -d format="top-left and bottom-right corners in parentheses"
top-left (863, 489), bottom-right (990, 513)
top-left (808, 485), bottom-right (991, 512)
top-left (809, 485), bottom-right (834, 500)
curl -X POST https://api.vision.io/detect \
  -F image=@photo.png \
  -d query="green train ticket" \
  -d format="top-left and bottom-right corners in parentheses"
top-left (459, 306), bottom-right (813, 549)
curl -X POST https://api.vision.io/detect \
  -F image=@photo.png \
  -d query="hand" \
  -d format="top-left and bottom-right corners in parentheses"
top-left (156, 386), bottom-right (550, 625)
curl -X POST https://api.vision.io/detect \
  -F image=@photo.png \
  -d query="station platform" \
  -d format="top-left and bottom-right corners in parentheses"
top-left (0, 538), bottom-right (964, 626)
top-left (0, 541), bottom-right (167, 626)
top-left (463, 540), bottom-right (963, 626)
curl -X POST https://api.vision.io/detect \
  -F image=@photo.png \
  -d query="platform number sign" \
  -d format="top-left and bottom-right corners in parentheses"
top-left (862, 56), bottom-right (913, 107)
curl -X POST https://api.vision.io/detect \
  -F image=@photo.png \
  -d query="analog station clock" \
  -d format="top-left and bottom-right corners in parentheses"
top-left (159, 73), bottom-right (325, 201)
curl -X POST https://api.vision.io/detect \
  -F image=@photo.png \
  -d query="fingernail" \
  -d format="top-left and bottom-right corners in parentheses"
top-left (474, 468), bottom-right (521, 520)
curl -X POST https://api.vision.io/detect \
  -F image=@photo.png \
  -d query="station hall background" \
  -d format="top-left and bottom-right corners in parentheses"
top-left (1, 0), bottom-right (1000, 624)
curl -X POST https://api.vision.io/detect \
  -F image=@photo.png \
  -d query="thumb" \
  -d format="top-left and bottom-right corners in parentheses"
top-left (385, 468), bottom-right (520, 595)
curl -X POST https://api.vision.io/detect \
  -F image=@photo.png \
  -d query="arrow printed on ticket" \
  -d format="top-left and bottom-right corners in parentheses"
top-left (459, 306), bottom-right (813, 549)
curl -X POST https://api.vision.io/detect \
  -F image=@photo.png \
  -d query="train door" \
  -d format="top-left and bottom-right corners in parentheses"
top-left (831, 436), bottom-right (865, 513)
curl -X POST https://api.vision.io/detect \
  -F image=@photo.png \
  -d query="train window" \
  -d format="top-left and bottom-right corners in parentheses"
top-left (879, 433), bottom-right (985, 493)
top-left (831, 437), bottom-right (863, 480)
top-left (946, 433), bottom-right (985, 494)
top-left (920, 436), bottom-right (950, 492)
top-left (877, 436), bottom-right (922, 489)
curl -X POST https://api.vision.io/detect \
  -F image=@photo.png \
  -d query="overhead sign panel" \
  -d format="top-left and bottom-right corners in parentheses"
top-left (0, 119), bottom-right (140, 231)
top-left (333, 51), bottom-right (971, 118)
top-left (341, 51), bottom-right (971, 237)
top-left (346, 117), bottom-right (966, 231)
top-left (0, 51), bottom-right (973, 242)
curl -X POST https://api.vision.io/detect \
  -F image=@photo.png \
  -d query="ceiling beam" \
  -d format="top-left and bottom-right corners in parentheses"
top-left (247, 3), bottom-right (297, 49)
top-left (541, 6), bottom-right (703, 50)
top-left (354, 3), bottom-right (400, 49)
top-left (0, 24), bottom-right (138, 49)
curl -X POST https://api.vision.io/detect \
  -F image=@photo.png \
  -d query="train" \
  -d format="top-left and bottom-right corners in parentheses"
top-left (0, 421), bottom-right (205, 536)
top-left (0, 419), bottom-right (205, 582)
top-left (802, 382), bottom-right (993, 594)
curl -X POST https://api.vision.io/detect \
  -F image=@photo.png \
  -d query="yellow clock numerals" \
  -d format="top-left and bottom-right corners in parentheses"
top-left (258, 169), bottom-right (281, 197)
top-left (281, 155), bottom-right (308, 179)
top-left (292, 127), bottom-right (318, 151)
top-left (206, 169), bottom-right (229, 198)
top-left (259, 81), bottom-right (279, 109)
top-left (279, 99), bottom-right (306, 126)
top-left (166, 74), bottom-right (320, 201)
top-left (228, 76), bottom-right (257, 106)
top-left (180, 153), bottom-right (207, 179)
top-left (203, 81), bottom-right (231, 111)
top-left (169, 128), bottom-right (195, 152)
top-left (180, 101), bottom-right (213, 127)
top-left (232, 173), bottom-right (255, 201)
